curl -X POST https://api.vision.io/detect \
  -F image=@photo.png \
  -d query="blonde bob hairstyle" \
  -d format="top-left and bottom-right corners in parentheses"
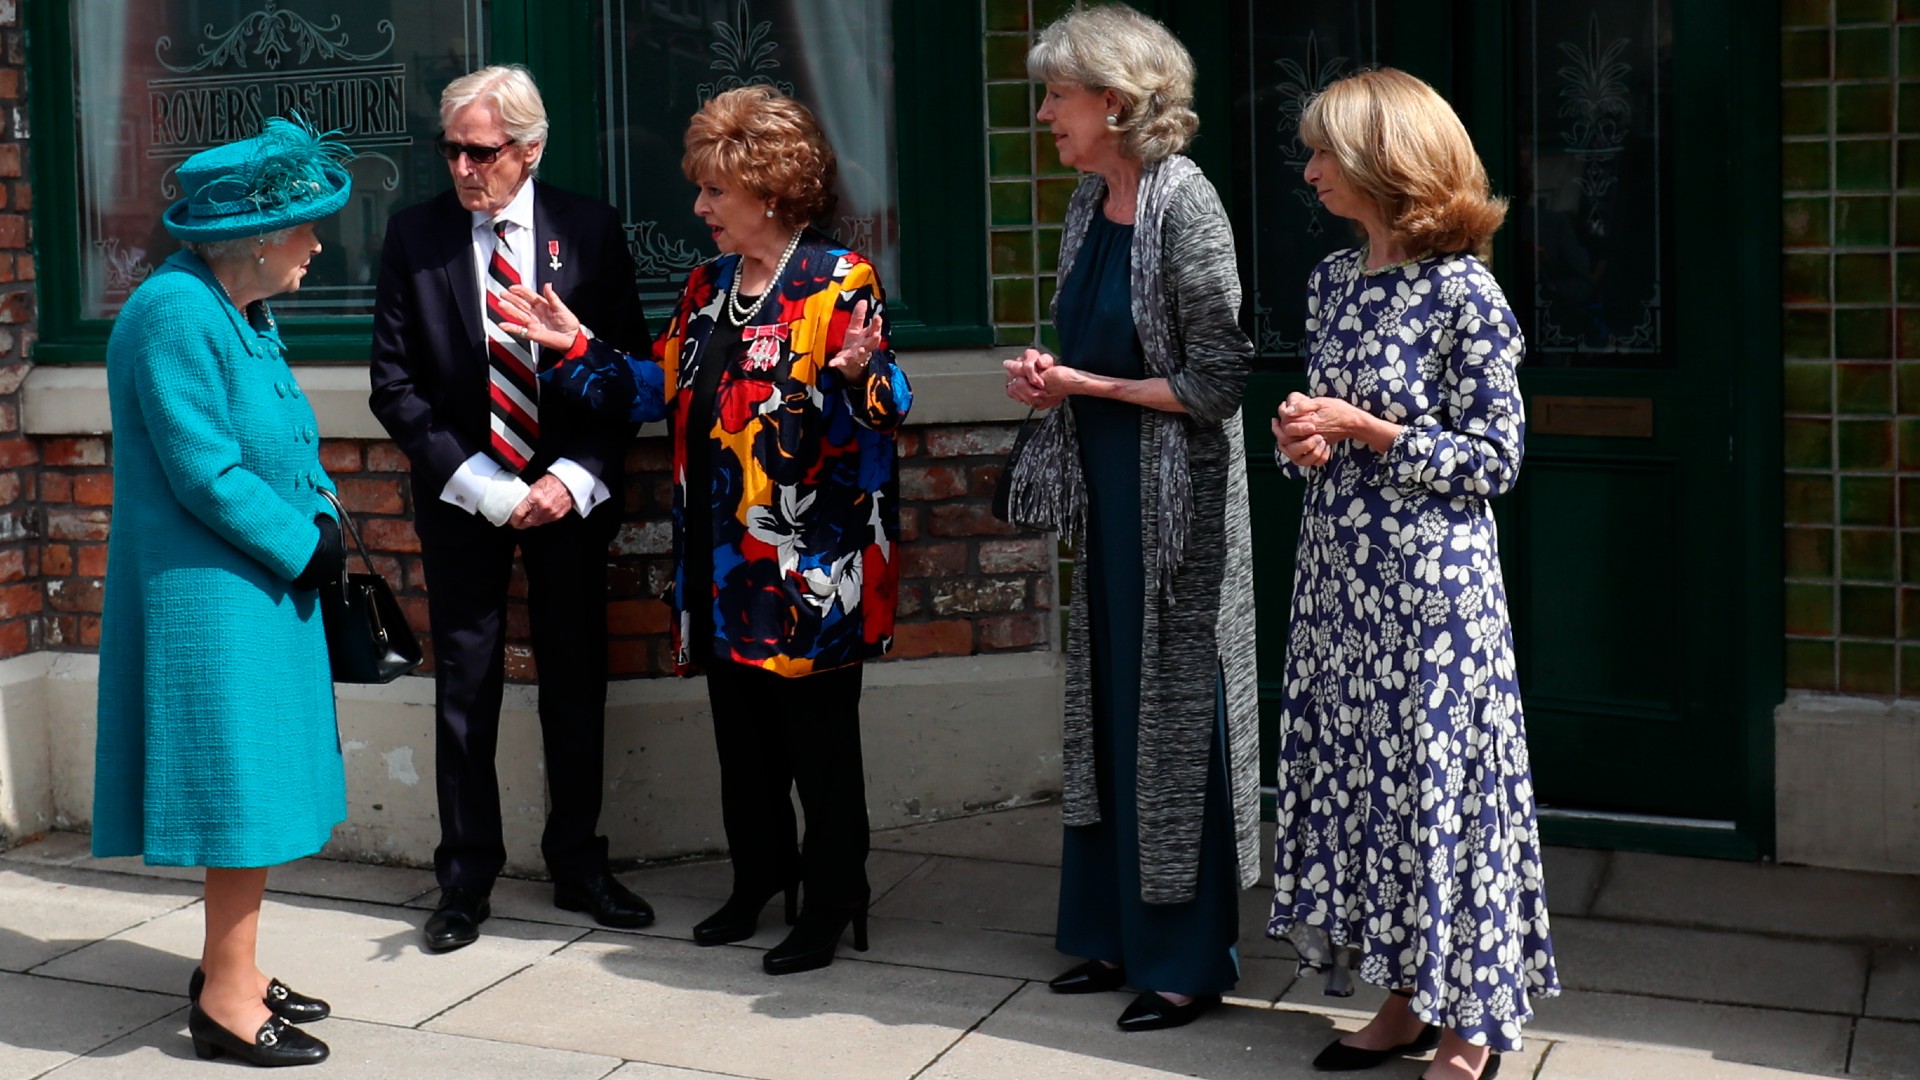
top-left (1299, 68), bottom-right (1507, 260)
top-left (440, 64), bottom-right (549, 169)
top-left (1026, 3), bottom-right (1199, 164)
top-left (682, 87), bottom-right (838, 232)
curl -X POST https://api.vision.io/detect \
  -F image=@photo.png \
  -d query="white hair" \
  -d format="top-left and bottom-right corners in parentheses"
top-left (439, 64), bottom-right (549, 168)
top-left (186, 227), bottom-right (297, 265)
top-left (1027, 3), bottom-right (1199, 163)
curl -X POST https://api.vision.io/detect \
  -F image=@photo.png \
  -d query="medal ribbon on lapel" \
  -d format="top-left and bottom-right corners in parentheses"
top-left (742, 322), bottom-right (789, 371)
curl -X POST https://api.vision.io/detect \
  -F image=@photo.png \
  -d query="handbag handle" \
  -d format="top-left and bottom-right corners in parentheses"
top-left (317, 487), bottom-right (375, 577)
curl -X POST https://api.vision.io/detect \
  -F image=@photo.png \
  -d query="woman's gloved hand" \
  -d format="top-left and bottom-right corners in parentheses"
top-left (292, 515), bottom-right (346, 590)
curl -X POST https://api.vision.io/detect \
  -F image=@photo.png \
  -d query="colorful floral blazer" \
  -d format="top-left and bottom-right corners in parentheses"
top-left (543, 232), bottom-right (911, 677)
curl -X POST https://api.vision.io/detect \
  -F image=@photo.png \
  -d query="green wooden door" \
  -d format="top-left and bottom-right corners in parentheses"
top-left (1173, 0), bottom-right (1781, 855)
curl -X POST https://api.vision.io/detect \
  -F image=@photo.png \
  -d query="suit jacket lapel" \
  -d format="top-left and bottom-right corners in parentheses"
top-left (435, 193), bottom-right (483, 361)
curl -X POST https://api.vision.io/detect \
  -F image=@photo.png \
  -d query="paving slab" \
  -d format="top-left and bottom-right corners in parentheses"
top-left (1537, 1041), bottom-right (1838, 1079)
top-left (1871, 944), bottom-right (1920, 1021)
top-left (922, 980), bottom-right (1546, 1080)
top-left (1542, 846), bottom-right (1610, 917)
top-left (1592, 850), bottom-right (1920, 942)
top-left (32, 893), bottom-right (587, 1027)
top-left (0, 972), bottom-right (182, 1080)
top-left (871, 803), bottom-right (1065, 866)
top-left (1, 831), bottom-right (440, 906)
top-left (427, 932), bottom-right (1022, 1080)
top-left (37, 1012), bottom-right (624, 1080)
top-left (870, 855), bottom-right (1060, 935)
top-left (1523, 989), bottom-right (1852, 1076)
top-left (1854, 1017), bottom-right (1920, 1079)
top-left (0, 863), bottom-right (200, 973)
top-left (1550, 915), bottom-right (1869, 1015)
top-left (621, 851), bottom-right (927, 907)
top-left (607, 1066), bottom-right (754, 1079)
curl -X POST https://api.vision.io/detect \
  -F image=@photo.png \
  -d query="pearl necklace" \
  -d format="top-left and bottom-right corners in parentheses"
top-left (726, 230), bottom-right (803, 325)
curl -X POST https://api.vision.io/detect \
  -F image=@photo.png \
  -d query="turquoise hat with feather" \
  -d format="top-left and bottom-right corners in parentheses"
top-left (162, 116), bottom-right (353, 242)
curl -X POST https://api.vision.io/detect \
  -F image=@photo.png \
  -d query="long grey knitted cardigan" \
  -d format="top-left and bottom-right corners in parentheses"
top-left (1013, 155), bottom-right (1261, 904)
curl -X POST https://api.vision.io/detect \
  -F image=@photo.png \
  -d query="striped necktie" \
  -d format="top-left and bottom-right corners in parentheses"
top-left (483, 219), bottom-right (538, 473)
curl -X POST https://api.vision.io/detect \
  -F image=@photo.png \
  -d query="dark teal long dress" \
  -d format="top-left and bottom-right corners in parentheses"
top-left (1053, 211), bottom-right (1240, 997)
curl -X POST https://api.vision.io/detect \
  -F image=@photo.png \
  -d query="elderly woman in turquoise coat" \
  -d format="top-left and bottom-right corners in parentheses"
top-left (93, 118), bottom-right (353, 1069)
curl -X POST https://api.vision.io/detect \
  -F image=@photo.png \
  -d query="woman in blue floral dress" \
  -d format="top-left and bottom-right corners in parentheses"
top-left (1267, 69), bottom-right (1559, 1080)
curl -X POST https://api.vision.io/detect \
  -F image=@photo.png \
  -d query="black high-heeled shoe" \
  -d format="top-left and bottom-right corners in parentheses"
top-left (692, 879), bottom-right (801, 946)
top-left (187, 1003), bottom-right (329, 1066)
top-left (188, 967), bottom-right (331, 1024)
top-left (762, 904), bottom-right (869, 975)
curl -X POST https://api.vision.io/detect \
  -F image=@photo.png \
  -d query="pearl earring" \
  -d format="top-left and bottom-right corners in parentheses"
top-left (1105, 114), bottom-right (1118, 124)
top-left (256, 256), bottom-right (267, 267)
top-left (765, 208), bottom-right (775, 218)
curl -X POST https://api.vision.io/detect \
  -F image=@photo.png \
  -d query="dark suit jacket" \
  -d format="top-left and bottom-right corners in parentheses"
top-left (369, 182), bottom-right (647, 542)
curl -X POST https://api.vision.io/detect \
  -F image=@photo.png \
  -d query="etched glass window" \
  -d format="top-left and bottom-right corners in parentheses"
top-left (595, 0), bottom-right (898, 314)
top-left (1512, 0), bottom-right (1673, 367)
top-left (1231, 3), bottom-right (1380, 363)
top-left (72, 0), bottom-right (488, 320)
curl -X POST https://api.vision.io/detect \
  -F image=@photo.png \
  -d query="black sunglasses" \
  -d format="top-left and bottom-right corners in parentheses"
top-left (433, 135), bottom-right (516, 164)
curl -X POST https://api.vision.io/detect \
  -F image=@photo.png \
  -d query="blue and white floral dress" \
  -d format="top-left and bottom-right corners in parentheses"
top-left (1267, 248), bottom-right (1560, 1051)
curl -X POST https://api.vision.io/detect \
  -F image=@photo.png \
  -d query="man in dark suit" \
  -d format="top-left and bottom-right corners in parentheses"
top-left (370, 64), bottom-right (653, 952)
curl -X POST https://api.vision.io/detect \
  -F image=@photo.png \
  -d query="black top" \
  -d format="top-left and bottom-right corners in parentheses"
top-left (682, 293), bottom-right (757, 664)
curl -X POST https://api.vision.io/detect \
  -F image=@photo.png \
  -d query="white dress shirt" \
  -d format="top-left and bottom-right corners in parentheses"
top-left (439, 179), bottom-right (610, 521)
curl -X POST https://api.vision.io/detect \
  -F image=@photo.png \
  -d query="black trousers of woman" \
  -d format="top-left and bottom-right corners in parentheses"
top-left (704, 659), bottom-right (870, 912)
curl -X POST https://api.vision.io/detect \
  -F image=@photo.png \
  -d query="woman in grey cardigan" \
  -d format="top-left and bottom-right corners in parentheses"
top-left (1002, 3), bottom-right (1259, 1033)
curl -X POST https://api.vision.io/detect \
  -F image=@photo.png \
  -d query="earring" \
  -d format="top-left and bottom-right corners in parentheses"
top-left (256, 256), bottom-right (267, 267)
top-left (764, 208), bottom-right (775, 218)
top-left (1105, 114), bottom-right (1118, 124)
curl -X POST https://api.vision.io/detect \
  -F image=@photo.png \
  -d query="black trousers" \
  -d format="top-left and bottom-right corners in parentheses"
top-left (420, 503), bottom-right (614, 890)
top-left (704, 659), bottom-right (870, 910)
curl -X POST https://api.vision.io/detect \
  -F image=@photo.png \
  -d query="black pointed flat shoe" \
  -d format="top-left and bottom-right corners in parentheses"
top-left (188, 968), bottom-right (330, 1025)
top-left (1047, 958), bottom-right (1127, 995)
top-left (187, 1003), bottom-right (329, 1067)
top-left (1313, 1023), bottom-right (1443, 1071)
top-left (1115, 990), bottom-right (1220, 1032)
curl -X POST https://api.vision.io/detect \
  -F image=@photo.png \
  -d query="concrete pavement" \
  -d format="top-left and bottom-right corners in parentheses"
top-left (1, 804), bottom-right (1916, 1078)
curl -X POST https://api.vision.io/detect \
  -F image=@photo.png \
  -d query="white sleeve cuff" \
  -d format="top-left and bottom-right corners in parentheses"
top-left (546, 457), bottom-right (611, 517)
top-left (478, 475), bottom-right (532, 527)
top-left (441, 453), bottom-right (507, 515)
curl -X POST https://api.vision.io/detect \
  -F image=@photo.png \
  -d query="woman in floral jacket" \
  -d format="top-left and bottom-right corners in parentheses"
top-left (502, 87), bottom-right (908, 976)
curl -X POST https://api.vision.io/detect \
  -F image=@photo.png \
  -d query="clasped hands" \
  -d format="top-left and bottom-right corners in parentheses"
top-left (495, 285), bottom-right (883, 380)
top-left (1272, 392), bottom-right (1401, 468)
top-left (1001, 348), bottom-right (1077, 409)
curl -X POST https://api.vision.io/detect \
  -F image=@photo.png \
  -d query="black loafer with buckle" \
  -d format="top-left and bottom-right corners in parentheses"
top-left (187, 1003), bottom-right (329, 1067)
top-left (188, 967), bottom-right (330, 1024)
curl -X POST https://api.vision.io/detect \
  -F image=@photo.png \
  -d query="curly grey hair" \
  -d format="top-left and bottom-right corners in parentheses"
top-left (1026, 3), bottom-right (1199, 163)
top-left (186, 227), bottom-right (297, 266)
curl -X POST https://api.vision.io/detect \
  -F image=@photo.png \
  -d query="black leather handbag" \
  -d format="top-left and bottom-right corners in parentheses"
top-left (317, 489), bottom-right (422, 684)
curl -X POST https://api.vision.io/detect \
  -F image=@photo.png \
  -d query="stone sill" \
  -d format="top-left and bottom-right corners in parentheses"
top-left (21, 348), bottom-right (1028, 438)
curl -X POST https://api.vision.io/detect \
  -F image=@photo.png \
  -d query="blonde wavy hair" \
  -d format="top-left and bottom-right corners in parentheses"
top-left (682, 87), bottom-right (838, 231)
top-left (1026, 3), bottom-right (1198, 164)
top-left (1300, 68), bottom-right (1506, 260)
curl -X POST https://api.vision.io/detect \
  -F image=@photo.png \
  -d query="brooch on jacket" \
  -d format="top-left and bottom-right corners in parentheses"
top-left (742, 323), bottom-right (789, 372)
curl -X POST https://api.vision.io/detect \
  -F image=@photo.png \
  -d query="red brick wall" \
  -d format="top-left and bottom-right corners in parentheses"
top-left (0, 0), bottom-right (34, 661)
top-left (35, 420), bottom-right (1050, 681)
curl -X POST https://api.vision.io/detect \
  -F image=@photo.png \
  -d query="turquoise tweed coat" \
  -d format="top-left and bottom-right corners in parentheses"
top-left (93, 250), bottom-right (346, 867)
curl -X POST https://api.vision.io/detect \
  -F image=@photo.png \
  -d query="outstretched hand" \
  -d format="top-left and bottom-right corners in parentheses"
top-left (828, 299), bottom-right (884, 380)
top-left (498, 283), bottom-right (584, 352)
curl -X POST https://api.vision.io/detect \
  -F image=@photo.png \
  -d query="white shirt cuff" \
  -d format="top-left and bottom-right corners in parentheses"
top-left (547, 457), bottom-right (610, 517)
top-left (441, 453), bottom-right (507, 515)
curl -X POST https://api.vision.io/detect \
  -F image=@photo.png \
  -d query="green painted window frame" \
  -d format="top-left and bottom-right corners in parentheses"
top-left (27, 0), bottom-right (991, 362)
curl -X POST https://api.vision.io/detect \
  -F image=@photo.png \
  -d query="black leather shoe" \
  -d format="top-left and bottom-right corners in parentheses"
top-left (188, 1003), bottom-right (329, 1066)
top-left (1313, 1023), bottom-right (1443, 1070)
top-left (693, 879), bottom-right (799, 946)
top-left (1115, 990), bottom-right (1220, 1032)
top-left (188, 967), bottom-right (330, 1024)
top-left (423, 886), bottom-right (491, 953)
top-left (1047, 958), bottom-right (1127, 994)
top-left (762, 905), bottom-right (868, 975)
top-left (554, 870), bottom-right (655, 929)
